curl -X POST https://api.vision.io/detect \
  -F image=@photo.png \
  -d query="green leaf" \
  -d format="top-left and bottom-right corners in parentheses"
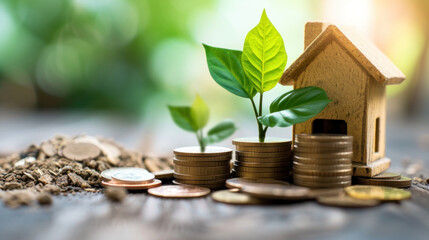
top-left (190, 95), bottom-right (209, 129)
top-left (167, 106), bottom-right (197, 132)
top-left (258, 87), bottom-right (332, 128)
top-left (203, 120), bottom-right (237, 145)
top-left (242, 9), bottom-right (287, 93)
top-left (203, 44), bottom-right (256, 98)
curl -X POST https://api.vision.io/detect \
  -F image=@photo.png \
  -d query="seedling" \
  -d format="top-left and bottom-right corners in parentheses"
top-left (168, 95), bottom-right (237, 152)
top-left (203, 10), bottom-right (331, 142)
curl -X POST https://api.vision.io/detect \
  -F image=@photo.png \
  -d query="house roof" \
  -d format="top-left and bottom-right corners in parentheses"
top-left (280, 24), bottom-right (406, 85)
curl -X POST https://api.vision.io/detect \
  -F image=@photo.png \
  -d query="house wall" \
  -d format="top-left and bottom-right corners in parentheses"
top-left (293, 40), bottom-right (369, 164)
top-left (365, 78), bottom-right (386, 163)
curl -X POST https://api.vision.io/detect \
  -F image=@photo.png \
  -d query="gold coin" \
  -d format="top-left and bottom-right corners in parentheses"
top-left (232, 137), bottom-right (291, 147)
top-left (241, 183), bottom-right (311, 200)
top-left (152, 169), bottom-right (174, 179)
top-left (233, 165), bottom-right (290, 173)
top-left (295, 134), bottom-right (353, 142)
top-left (174, 146), bottom-right (232, 157)
top-left (293, 162), bottom-right (351, 170)
top-left (353, 176), bottom-right (412, 188)
top-left (173, 180), bottom-right (226, 189)
top-left (211, 189), bottom-right (269, 205)
top-left (225, 178), bottom-right (291, 189)
top-left (294, 140), bottom-right (352, 148)
top-left (62, 142), bottom-right (101, 161)
top-left (101, 179), bottom-right (161, 190)
top-left (345, 185), bottom-right (411, 201)
top-left (317, 192), bottom-right (380, 208)
top-left (236, 151), bottom-right (292, 158)
top-left (295, 151), bottom-right (353, 159)
top-left (148, 185), bottom-right (210, 198)
top-left (234, 161), bottom-right (291, 168)
top-left (173, 172), bottom-right (231, 181)
top-left (293, 173), bottom-right (351, 182)
top-left (172, 178), bottom-right (226, 185)
top-left (174, 155), bottom-right (231, 162)
top-left (294, 179), bottom-right (351, 188)
top-left (236, 145), bottom-right (291, 153)
top-left (293, 168), bottom-right (352, 176)
top-left (369, 172), bottom-right (401, 180)
top-left (233, 170), bottom-right (288, 179)
top-left (293, 155), bottom-right (351, 165)
top-left (174, 165), bottom-right (230, 175)
top-left (293, 144), bottom-right (353, 153)
top-left (173, 158), bottom-right (229, 167)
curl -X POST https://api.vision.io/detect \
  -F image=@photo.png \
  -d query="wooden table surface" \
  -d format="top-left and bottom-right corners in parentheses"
top-left (0, 111), bottom-right (428, 240)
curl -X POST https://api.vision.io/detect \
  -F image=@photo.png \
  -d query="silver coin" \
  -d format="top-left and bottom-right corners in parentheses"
top-left (101, 167), bottom-right (149, 181)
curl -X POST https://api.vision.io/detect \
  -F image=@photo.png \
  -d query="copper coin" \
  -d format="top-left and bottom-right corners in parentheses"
top-left (174, 165), bottom-right (230, 175)
top-left (236, 145), bottom-right (291, 153)
top-left (241, 183), bottom-right (311, 200)
top-left (232, 137), bottom-right (292, 147)
top-left (294, 144), bottom-right (353, 153)
top-left (353, 176), bottom-right (412, 188)
top-left (234, 161), bottom-right (291, 168)
top-left (148, 185), bottom-right (210, 198)
top-left (233, 170), bottom-right (289, 178)
top-left (368, 172), bottom-right (401, 180)
top-left (295, 134), bottom-right (353, 142)
top-left (225, 178), bottom-right (291, 189)
top-left (173, 158), bottom-right (230, 167)
top-left (174, 146), bottom-right (232, 157)
top-left (293, 168), bottom-right (352, 176)
top-left (173, 178), bottom-right (226, 185)
top-left (101, 179), bottom-right (161, 190)
top-left (295, 151), bottom-right (353, 159)
top-left (236, 151), bottom-right (292, 158)
top-left (293, 155), bottom-right (351, 165)
top-left (173, 172), bottom-right (231, 181)
top-left (174, 155), bottom-right (231, 162)
top-left (211, 189), bottom-right (269, 205)
top-left (294, 140), bottom-right (353, 148)
top-left (233, 165), bottom-right (290, 173)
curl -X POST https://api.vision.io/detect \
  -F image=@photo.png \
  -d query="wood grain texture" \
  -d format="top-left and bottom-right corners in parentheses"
top-left (352, 157), bottom-right (391, 177)
top-left (293, 40), bottom-right (367, 164)
top-left (304, 22), bottom-right (330, 49)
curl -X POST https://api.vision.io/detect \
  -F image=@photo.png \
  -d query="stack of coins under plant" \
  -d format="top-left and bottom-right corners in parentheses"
top-left (293, 134), bottom-right (353, 188)
top-left (232, 138), bottom-right (292, 180)
top-left (173, 146), bottom-right (232, 189)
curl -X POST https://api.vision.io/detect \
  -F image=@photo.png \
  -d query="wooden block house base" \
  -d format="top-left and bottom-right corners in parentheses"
top-left (352, 157), bottom-right (391, 177)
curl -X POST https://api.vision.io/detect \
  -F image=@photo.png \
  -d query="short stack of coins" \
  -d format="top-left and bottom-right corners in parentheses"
top-left (232, 138), bottom-right (292, 180)
top-left (293, 134), bottom-right (353, 188)
top-left (173, 146), bottom-right (232, 189)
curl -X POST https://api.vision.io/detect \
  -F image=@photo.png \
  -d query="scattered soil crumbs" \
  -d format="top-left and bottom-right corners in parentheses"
top-left (0, 135), bottom-right (173, 208)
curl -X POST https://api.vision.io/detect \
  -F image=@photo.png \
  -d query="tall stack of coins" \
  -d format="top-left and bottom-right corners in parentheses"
top-left (173, 146), bottom-right (232, 189)
top-left (232, 138), bottom-right (292, 180)
top-left (293, 134), bottom-right (353, 188)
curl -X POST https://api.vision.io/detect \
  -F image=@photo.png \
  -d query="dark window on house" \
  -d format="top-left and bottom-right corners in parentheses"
top-left (312, 119), bottom-right (347, 135)
top-left (375, 117), bottom-right (380, 153)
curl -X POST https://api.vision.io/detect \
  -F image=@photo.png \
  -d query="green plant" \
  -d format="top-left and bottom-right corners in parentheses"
top-left (203, 10), bottom-right (331, 142)
top-left (168, 95), bottom-right (237, 152)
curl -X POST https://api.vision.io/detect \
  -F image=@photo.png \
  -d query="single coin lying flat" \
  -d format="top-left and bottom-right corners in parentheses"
top-left (241, 183), bottom-right (311, 200)
top-left (101, 179), bottom-right (161, 190)
top-left (345, 185), bottom-right (411, 201)
top-left (112, 170), bottom-right (154, 184)
top-left (317, 192), bottom-right (380, 208)
top-left (62, 142), bottom-right (101, 161)
top-left (226, 178), bottom-right (290, 189)
top-left (353, 176), bottom-right (411, 188)
top-left (148, 185), bottom-right (210, 198)
top-left (101, 167), bottom-right (149, 181)
top-left (211, 189), bottom-right (269, 205)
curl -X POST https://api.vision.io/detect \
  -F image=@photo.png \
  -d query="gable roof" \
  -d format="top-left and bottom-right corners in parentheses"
top-left (280, 24), bottom-right (406, 85)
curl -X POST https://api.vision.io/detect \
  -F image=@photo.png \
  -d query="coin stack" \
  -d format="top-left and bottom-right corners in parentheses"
top-left (173, 146), bottom-right (232, 189)
top-left (293, 134), bottom-right (353, 188)
top-left (101, 167), bottom-right (162, 190)
top-left (232, 138), bottom-right (292, 180)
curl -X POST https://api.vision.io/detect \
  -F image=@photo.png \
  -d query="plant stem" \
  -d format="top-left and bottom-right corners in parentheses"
top-left (250, 94), bottom-right (266, 143)
top-left (196, 130), bottom-right (205, 152)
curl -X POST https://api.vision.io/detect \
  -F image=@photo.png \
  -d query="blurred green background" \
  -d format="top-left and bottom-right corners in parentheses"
top-left (0, 0), bottom-right (428, 153)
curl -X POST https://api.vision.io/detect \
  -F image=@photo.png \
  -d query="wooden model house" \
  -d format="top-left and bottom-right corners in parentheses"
top-left (281, 22), bottom-right (406, 177)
